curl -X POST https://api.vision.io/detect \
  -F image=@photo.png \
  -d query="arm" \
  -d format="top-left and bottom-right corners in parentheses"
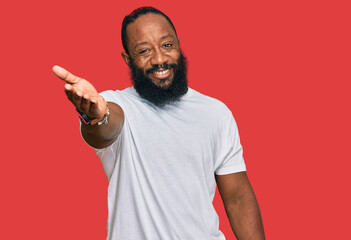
top-left (215, 172), bottom-right (265, 240)
top-left (52, 65), bottom-right (124, 148)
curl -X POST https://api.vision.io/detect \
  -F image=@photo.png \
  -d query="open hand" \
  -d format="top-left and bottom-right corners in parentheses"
top-left (52, 65), bottom-right (106, 119)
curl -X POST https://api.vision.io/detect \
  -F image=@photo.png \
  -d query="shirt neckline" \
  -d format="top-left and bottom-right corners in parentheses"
top-left (126, 86), bottom-right (194, 100)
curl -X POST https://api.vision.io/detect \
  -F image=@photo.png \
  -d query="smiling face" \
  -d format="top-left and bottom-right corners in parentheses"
top-left (122, 13), bottom-right (180, 88)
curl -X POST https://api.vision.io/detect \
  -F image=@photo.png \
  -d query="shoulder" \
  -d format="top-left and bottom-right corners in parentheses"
top-left (99, 87), bottom-right (138, 107)
top-left (188, 88), bottom-right (233, 117)
top-left (99, 87), bottom-right (134, 99)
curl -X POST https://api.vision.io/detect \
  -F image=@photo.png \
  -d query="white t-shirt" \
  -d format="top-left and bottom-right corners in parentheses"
top-left (94, 87), bottom-right (246, 240)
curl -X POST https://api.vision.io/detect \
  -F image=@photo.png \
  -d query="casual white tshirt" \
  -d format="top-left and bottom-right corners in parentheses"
top-left (94, 87), bottom-right (246, 240)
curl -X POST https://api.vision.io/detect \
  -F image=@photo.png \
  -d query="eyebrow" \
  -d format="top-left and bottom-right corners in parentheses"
top-left (132, 34), bottom-right (175, 50)
top-left (160, 33), bottom-right (175, 40)
top-left (133, 41), bottom-right (148, 50)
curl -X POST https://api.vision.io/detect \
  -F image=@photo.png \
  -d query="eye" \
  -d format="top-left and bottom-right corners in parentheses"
top-left (163, 43), bottom-right (173, 48)
top-left (139, 49), bottom-right (150, 54)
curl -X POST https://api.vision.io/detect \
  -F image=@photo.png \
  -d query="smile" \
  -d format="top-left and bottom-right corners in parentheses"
top-left (150, 68), bottom-right (171, 79)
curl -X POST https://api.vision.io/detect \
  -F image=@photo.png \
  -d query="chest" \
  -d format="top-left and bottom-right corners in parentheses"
top-left (122, 102), bottom-right (222, 173)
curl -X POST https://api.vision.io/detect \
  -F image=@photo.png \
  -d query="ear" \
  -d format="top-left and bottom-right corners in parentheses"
top-left (121, 52), bottom-right (131, 66)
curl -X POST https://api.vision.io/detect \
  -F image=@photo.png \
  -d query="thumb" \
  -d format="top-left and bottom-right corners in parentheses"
top-left (52, 65), bottom-right (80, 84)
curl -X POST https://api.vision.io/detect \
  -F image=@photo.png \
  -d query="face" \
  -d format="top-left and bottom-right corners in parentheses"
top-left (122, 13), bottom-right (181, 88)
top-left (130, 50), bottom-right (188, 107)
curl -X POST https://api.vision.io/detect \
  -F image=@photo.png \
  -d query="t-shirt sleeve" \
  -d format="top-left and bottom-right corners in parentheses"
top-left (214, 109), bottom-right (246, 175)
top-left (99, 90), bottom-right (124, 107)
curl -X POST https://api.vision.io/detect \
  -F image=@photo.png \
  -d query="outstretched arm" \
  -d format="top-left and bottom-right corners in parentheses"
top-left (216, 172), bottom-right (265, 240)
top-left (52, 65), bottom-right (124, 148)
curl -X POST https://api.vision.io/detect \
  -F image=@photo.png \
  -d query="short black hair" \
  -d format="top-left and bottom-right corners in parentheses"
top-left (121, 7), bottom-right (178, 54)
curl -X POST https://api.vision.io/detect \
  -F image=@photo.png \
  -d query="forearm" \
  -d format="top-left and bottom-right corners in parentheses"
top-left (225, 193), bottom-right (265, 240)
top-left (81, 102), bottom-right (124, 148)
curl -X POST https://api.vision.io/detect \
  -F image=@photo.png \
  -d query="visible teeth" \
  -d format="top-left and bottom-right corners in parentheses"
top-left (154, 69), bottom-right (169, 75)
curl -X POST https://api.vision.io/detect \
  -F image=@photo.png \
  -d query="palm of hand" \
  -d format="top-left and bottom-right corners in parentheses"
top-left (53, 65), bottom-right (106, 119)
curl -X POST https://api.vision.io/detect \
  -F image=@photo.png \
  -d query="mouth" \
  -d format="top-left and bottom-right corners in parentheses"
top-left (145, 63), bottom-right (178, 87)
top-left (149, 68), bottom-right (171, 80)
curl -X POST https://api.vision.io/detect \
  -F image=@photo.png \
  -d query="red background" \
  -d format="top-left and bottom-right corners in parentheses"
top-left (1, 0), bottom-right (350, 239)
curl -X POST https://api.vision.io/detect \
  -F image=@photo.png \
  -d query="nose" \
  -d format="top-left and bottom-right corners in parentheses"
top-left (150, 49), bottom-right (168, 66)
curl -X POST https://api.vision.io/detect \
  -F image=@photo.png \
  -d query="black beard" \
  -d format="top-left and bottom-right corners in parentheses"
top-left (130, 52), bottom-right (188, 107)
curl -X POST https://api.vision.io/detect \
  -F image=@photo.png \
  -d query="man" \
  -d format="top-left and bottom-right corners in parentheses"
top-left (53, 7), bottom-right (265, 240)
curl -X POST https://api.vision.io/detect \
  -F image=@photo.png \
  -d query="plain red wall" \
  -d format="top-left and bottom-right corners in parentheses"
top-left (1, 0), bottom-right (350, 239)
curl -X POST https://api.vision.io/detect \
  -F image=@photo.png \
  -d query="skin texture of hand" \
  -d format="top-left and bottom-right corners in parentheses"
top-left (52, 65), bottom-right (106, 119)
top-left (53, 65), bottom-right (124, 149)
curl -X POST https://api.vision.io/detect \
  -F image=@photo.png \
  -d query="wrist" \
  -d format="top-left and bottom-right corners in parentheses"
top-left (77, 95), bottom-right (110, 125)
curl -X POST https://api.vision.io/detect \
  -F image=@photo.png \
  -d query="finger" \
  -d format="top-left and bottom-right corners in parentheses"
top-left (88, 102), bottom-right (101, 118)
top-left (64, 83), bottom-right (81, 96)
top-left (80, 94), bottom-right (91, 112)
top-left (52, 65), bottom-right (80, 84)
top-left (89, 95), bottom-right (105, 117)
top-left (64, 84), bottom-right (75, 101)
top-left (65, 87), bottom-right (82, 109)
top-left (64, 83), bottom-right (73, 91)
top-left (64, 85), bottom-right (84, 110)
top-left (64, 88), bottom-right (73, 101)
top-left (89, 95), bottom-right (100, 105)
top-left (72, 91), bottom-right (83, 107)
